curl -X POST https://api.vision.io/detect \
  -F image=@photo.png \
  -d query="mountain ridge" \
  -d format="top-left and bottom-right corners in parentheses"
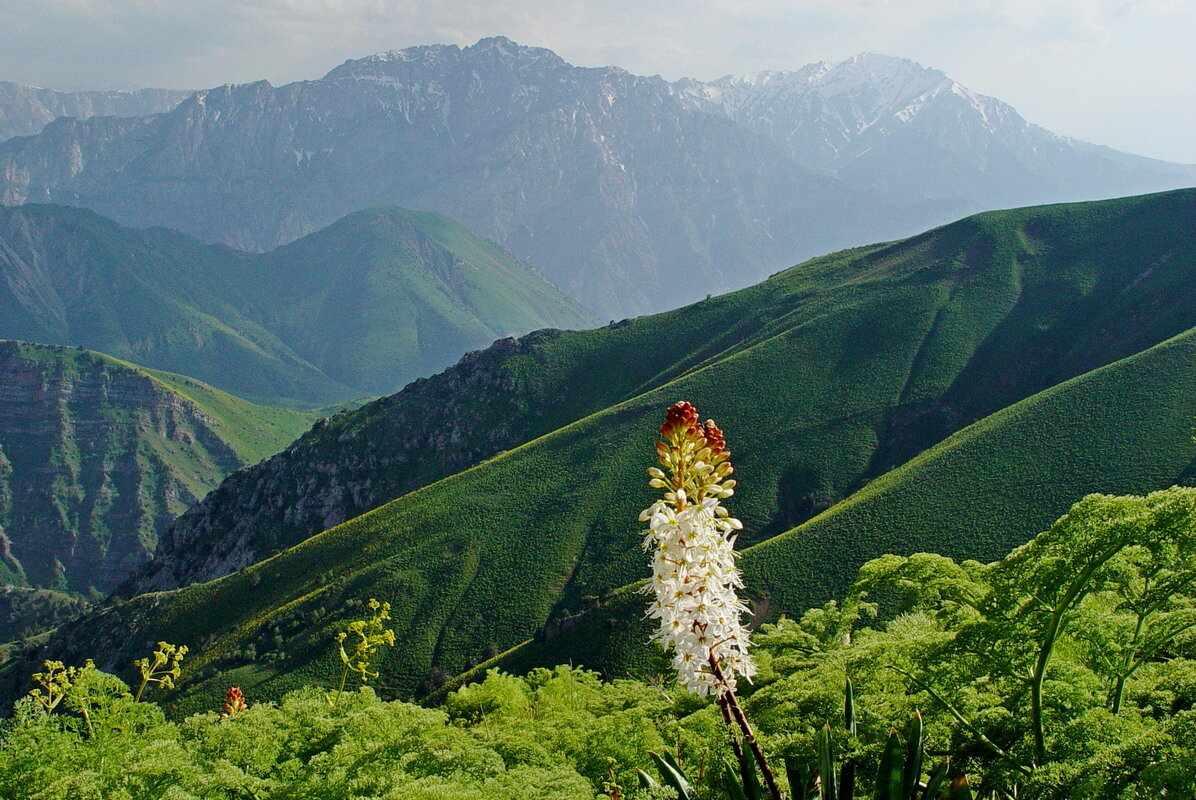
top-left (0, 39), bottom-right (998, 317)
top-left (678, 51), bottom-right (1196, 208)
top-left (0, 202), bottom-right (591, 405)
top-left (41, 188), bottom-right (1193, 710)
top-left (0, 81), bottom-right (191, 143)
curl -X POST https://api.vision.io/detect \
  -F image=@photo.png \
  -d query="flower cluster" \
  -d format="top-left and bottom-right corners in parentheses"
top-left (133, 642), bottom-right (188, 702)
top-left (641, 401), bottom-right (756, 696)
top-left (219, 686), bottom-right (249, 719)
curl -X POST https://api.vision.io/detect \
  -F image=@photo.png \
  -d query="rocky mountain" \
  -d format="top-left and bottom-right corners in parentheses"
top-left (0, 82), bottom-right (190, 143)
top-left (678, 53), bottom-right (1196, 209)
top-left (0, 203), bottom-right (590, 405)
top-left (1, 40), bottom-right (1193, 320)
top-left (64, 189), bottom-right (1194, 707)
top-left (0, 340), bottom-right (314, 594)
top-left (0, 38), bottom-right (955, 318)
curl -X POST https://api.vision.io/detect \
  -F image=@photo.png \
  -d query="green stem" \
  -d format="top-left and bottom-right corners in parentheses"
top-left (334, 663), bottom-right (350, 705)
top-left (886, 666), bottom-right (1029, 775)
top-left (1029, 542), bottom-right (1122, 765)
top-left (1112, 608), bottom-right (1147, 715)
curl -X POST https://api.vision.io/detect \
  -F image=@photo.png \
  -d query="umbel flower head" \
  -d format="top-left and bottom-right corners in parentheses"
top-left (641, 401), bottom-right (755, 696)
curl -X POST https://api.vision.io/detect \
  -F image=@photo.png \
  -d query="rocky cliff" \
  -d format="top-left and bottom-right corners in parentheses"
top-left (0, 341), bottom-right (312, 593)
top-left (0, 82), bottom-right (190, 142)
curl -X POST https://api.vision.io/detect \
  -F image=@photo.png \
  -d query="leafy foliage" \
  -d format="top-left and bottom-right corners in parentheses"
top-left (0, 667), bottom-right (692, 800)
top-left (6, 487), bottom-right (1196, 798)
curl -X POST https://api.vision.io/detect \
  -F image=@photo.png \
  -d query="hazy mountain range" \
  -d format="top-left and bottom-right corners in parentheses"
top-left (678, 52), bottom-right (1195, 208)
top-left (2, 38), bottom-right (1190, 318)
top-left (0, 82), bottom-right (190, 142)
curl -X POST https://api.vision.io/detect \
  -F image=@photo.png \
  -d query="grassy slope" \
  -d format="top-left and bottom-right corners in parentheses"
top-left (0, 341), bottom-right (312, 592)
top-left (233, 206), bottom-right (595, 396)
top-left (134, 187), bottom-right (1196, 593)
top-left (142, 368), bottom-right (320, 465)
top-left (482, 324), bottom-right (1196, 681)
top-left (0, 204), bottom-right (592, 405)
top-left (14, 189), bottom-right (1196, 708)
top-left (0, 204), bottom-right (352, 407)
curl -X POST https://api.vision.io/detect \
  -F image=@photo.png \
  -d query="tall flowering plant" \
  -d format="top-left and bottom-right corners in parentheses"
top-left (641, 401), bottom-right (783, 800)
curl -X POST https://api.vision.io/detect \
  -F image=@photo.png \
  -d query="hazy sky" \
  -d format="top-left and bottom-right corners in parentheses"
top-left (2, 0), bottom-right (1194, 162)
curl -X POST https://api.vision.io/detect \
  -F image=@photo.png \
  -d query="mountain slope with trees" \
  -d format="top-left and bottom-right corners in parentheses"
top-left (0, 341), bottom-right (314, 595)
top-left (22, 189), bottom-right (1195, 705)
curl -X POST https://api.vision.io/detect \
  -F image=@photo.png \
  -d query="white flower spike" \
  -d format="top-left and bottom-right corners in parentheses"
top-left (641, 401), bottom-right (756, 696)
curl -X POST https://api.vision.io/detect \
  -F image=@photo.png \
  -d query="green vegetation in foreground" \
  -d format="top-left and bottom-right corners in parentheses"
top-left (0, 341), bottom-right (313, 594)
top-left (4, 487), bottom-right (1196, 799)
top-left (0, 203), bottom-right (592, 406)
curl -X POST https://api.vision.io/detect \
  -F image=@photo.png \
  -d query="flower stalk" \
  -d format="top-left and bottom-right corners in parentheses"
top-left (641, 401), bottom-right (782, 800)
top-left (133, 642), bottom-right (188, 702)
top-left (332, 598), bottom-right (396, 705)
top-left (219, 686), bottom-right (249, 719)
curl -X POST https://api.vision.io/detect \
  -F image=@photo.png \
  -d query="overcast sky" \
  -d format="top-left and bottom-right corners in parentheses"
top-left (1, 0), bottom-right (1193, 163)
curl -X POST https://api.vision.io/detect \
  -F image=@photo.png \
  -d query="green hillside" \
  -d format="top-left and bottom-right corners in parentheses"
top-left (0, 587), bottom-right (89, 643)
top-left (128, 187), bottom-right (1196, 594)
top-left (239, 207), bottom-right (595, 395)
top-left (0, 204), bottom-right (593, 406)
top-left (0, 341), bottom-right (313, 594)
top-left (0, 204), bottom-right (350, 407)
top-left (479, 324), bottom-right (1196, 681)
top-left (12, 189), bottom-right (1196, 709)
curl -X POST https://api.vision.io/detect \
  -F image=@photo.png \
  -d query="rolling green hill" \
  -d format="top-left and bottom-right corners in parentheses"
top-left (0, 205), bottom-right (348, 407)
top-left (0, 204), bottom-right (593, 406)
top-left (477, 323), bottom-right (1196, 682)
top-left (0, 341), bottom-right (314, 595)
top-left (239, 207), bottom-right (597, 395)
top-left (11, 188), bottom-right (1196, 709)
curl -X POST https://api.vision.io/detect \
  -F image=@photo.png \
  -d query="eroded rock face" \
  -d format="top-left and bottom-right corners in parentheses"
top-left (0, 82), bottom-right (191, 143)
top-left (126, 331), bottom-right (571, 595)
top-left (0, 341), bottom-right (245, 593)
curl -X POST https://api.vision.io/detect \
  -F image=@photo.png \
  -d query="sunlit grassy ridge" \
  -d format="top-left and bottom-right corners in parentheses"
top-left (480, 323), bottom-right (1196, 681)
top-left (13, 189), bottom-right (1196, 709)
